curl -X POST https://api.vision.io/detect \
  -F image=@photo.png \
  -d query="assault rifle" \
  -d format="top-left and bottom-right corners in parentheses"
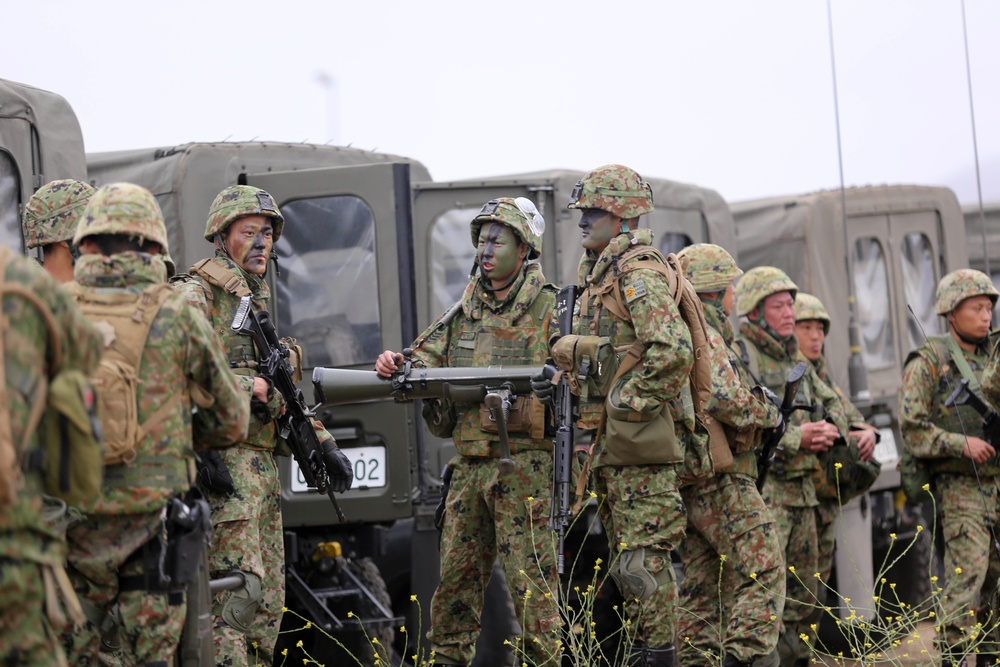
top-left (945, 378), bottom-right (1000, 446)
top-left (231, 296), bottom-right (347, 523)
top-left (756, 361), bottom-right (808, 491)
top-left (549, 284), bottom-right (578, 576)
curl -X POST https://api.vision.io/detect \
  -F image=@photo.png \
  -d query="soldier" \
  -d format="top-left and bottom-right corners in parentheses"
top-left (674, 244), bottom-right (785, 667)
top-left (901, 269), bottom-right (1000, 667)
top-left (539, 164), bottom-right (707, 667)
top-left (0, 247), bottom-right (102, 666)
top-left (62, 182), bottom-right (249, 665)
top-left (732, 267), bottom-right (848, 667)
top-left (21, 179), bottom-right (95, 284)
top-left (375, 196), bottom-right (560, 666)
top-left (172, 185), bottom-right (353, 666)
top-left (791, 292), bottom-right (877, 660)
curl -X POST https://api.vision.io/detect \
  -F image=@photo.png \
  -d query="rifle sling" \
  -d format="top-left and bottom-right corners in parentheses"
top-left (945, 335), bottom-right (982, 395)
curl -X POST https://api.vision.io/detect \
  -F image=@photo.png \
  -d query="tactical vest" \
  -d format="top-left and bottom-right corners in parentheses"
top-left (907, 335), bottom-right (1000, 477)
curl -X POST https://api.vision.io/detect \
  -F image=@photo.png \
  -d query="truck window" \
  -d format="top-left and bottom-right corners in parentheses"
top-left (657, 232), bottom-right (692, 256)
top-left (0, 152), bottom-right (21, 252)
top-left (274, 195), bottom-right (381, 368)
top-left (430, 206), bottom-right (478, 316)
top-left (901, 232), bottom-right (940, 348)
top-left (853, 237), bottom-right (895, 370)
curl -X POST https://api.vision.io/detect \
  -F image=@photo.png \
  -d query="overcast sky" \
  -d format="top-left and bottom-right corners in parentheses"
top-left (3, 0), bottom-right (998, 206)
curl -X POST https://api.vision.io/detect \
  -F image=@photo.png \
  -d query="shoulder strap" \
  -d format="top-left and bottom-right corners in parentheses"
top-left (191, 258), bottom-right (251, 298)
top-left (945, 335), bottom-right (982, 395)
top-left (412, 299), bottom-right (464, 350)
top-left (735, 339), bottom-right (762, 385)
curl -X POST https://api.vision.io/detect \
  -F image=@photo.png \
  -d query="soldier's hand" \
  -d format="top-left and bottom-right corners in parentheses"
top-left (375, 350), bottom-right (403, 378)
top-left (851, 428), bottom-right (878, 462)
top-left (252, 377), bottom-right (272, 402)
top-left (196, 450), bottom-right (236, 495)
top-left (322, 440), bottom-right (355, 493)
top-left (531, 361), bottom-right (558, 406)
top-left (963, 436), bottom-right (996, 464)
top-left (801, 420), bottom-right (839, 453)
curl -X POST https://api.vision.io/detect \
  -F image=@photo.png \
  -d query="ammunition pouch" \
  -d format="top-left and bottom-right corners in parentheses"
top-left (602, 375), bottom-right (682, 466)
top-left (422, 398), bottom-right (457, 439)
top-left (550, 334), bottom-right (619, 400)
top-left (478, 393), bottom-right (545, 439)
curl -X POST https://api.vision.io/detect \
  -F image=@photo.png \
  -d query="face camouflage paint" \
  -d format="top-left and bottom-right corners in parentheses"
top-left (225, 215), bottom-right (273, 275)
top-left (477, 223), bottom-right (524, 288)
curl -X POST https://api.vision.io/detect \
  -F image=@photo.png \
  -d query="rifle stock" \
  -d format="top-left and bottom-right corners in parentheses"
top-left (945, 378), bottom-right (1000, 446)
top-left (756, 361), bottom-right (808, 492)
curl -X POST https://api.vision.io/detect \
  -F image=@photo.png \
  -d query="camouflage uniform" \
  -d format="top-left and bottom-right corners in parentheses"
top-left (0, 247), bottom-right (102, 667)
top-left (62, 183), bottom-right (248, 666)
top-left (172, 185), bottom-right (341, 667)
top-left (901, 269), bottom-right (1000, 663)
top-left (22, 179), bottom-right (96, 250)
top-left (674, 245), bottom-right (785, 667)
top-left (569, 165), bottom-right (702, 662)
top-left (411, 198), bottom-right (560, 666)
top-left (733, 268), bottom-right (848, 667)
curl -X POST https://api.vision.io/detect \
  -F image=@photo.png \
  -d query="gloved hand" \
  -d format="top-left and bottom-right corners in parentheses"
top-left (531, 360), bottom-right (559, 406)
top-left (322, 440), bottom-right (354, 493)
top-left (196, 450), bottom-right (236, 495)
top-left (762, 412), bottom-right (786, 449)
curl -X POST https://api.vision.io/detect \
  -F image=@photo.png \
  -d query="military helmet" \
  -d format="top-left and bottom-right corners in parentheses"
top-left (934, 269), bottom-right (999, 315)
top-left (568, 164), bottom-right (654, 220)
top-left (204, 185), bottom-right (284, 242)
top-left (794, 292), bottom-right (831, 334)
top-left (676, 243), bottom-right (743, 293)
top-left (22, 179), bottom-right (96, 249)
top-left (469, 197), bottom-right (545, 259)
top-left (74, 182), bottom-right (170, 255)
top-left (734, 266), bottom-right (798, 317)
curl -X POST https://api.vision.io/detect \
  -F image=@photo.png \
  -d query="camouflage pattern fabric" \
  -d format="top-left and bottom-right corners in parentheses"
top-left (900, 337), bottom-right (1000, 657)
top-left (934, 268), bottom-right (998, 315)
top-left (734, 268), bottom-right (797, 319)
top-left (575, 229), bottom-right (694, 648)
top-left (469, 197), bottom-right (544, 259)
top-left (64, 252), bottom-right (248, 666)
top-left (409, 262), bottom-right (560, 665)
top-left (204, 185), bottom-right (284, 242)
top-left (676, 243), bottom-right (743, 294)
top-left (22, 179), bottom-right (96, 249)
top-left (677, 299), bottom-right (784, 664)
top-left (173, 251), bottom-right (331, 666)
top-left (0, 249), bottom-right (102, 666)
top-left (567, 164), bottom-right (655, 220)
top-left (72, 183), bottom-right (169, 252)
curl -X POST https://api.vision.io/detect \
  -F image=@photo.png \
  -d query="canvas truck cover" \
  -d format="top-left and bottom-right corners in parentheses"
top-left (0, 78), bottom-right (87, 250)
top-left (964, 202), bottom-right (1000, 281)
top-left (731, 185), bottom-right (967, 403)
top-left (87, 141), bottom-right (432, 271)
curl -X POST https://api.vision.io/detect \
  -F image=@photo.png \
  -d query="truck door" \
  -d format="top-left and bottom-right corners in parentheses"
top-left (0, 115), bottom-right (32, 252)
top-left (246, 162), bottom-right (420, 526)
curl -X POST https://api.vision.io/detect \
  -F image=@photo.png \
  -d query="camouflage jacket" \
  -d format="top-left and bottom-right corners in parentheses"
top-left (900, 334), bottom-right (998, 475)
top-left (76, 252), bottom-right (248, 514)
top-left (0, 249), bottom-right (103, 564)
top-left (735, 321), bottom-right (848, 477)
top-left (409, 263), bottom-right (556, 457)
top-left (809, 354), bottom-right (865, 426)
top-left (703, 303), bottom-right (778, 478)
top-left (172, 252), bottom-right (287, 452)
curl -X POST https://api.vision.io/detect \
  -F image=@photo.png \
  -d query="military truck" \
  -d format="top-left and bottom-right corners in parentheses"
top-left (730, 185), bottom-right (969, 631)
top-left (964, 202), bottom-right (1000, 292)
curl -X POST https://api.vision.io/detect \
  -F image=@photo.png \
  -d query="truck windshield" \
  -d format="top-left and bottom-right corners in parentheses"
top-left (430, 206), bottom-right (478, 316)
top-left (0, 152), bottom-right (20, 252)
top-left (901, 232), bottom-right (940, 349)
top-left (853, 237), bottom-right (895, 370)
top-left (274, 195), bottom-right (381, 368)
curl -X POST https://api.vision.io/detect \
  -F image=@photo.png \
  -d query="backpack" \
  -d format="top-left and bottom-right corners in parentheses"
top-left (76, 283), bottom-right (178, 466)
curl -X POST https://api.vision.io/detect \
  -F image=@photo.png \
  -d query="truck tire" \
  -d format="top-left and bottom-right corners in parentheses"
top-left (350, 556), bottom-right (401, 665)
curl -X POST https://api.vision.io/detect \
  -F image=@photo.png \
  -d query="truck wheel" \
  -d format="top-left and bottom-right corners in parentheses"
top-left (349, 556), bottom-right (402, 666)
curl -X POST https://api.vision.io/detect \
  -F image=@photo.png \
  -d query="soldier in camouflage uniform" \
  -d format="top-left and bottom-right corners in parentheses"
top-left (21, 179), bottom-right (95, 284)
top-left (901, 269), bottom-right (1000, 667)
top-left (172, 185), bottom-right (353, 667)
top-left (0, 247), bottom-right (102, 666)
top-left (551, 164), bottom-right (704, 667)
top-left (733, 268), bottom-right (849, 667)
top-left (62, 183), bottom-right (249, 665)
top-left (674, 244), bottom-right (785, 667)
top-left (791, 293), bottom-right (877, 661)
top-left (375, 196), bottom-right (560, 666)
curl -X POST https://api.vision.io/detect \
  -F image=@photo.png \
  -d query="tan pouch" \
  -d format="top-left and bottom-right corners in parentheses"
top-left (602, 376), bottom-right (683, 466)
top-left (479, 394), bottom-right (545, 440)
top-left (550, 334), bottom-right (619, 400)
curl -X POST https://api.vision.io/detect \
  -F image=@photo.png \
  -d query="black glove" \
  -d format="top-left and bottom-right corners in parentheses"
top-left (762, 412), bottom-right (786, 449)
top-left (322, 440), bottom-right (354, 493)
top-left (531, 360), bottom-right (559, 406)
top-left (196, 450), bottom-right (236, 495)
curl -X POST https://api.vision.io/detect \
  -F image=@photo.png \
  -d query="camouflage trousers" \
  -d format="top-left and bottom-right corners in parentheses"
top-left (0, 555), bottom-right (68, 666)
top-left (934, 473), bottom-right (1000, 658)
top-left (204, 446), bottom-right (284, 667)
top-left (677, 473), bottom-right (785, 665)
top-left (64, 511), bottom-right (186, 665)
top-left (794, 499), bottom-right (839, 661)
top-left (759, 476), bottom-right (818, 667)
top-left (428, 450), bottom-right (561, 666)
top-left (596, 462), bottom-right (686, 649)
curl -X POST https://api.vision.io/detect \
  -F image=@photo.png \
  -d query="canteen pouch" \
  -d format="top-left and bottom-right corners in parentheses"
top-left (550, 334), bottom-right (619, 400)
top-left (602, 375), bottom-right (683, 466)
top-left (40, 369), bottom-right (103, 506)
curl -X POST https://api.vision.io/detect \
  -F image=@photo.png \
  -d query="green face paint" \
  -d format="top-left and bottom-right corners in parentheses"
top-left (477, 223), bottom-right (524, 288)
top-left (577, 208), bottom-right (620, 253)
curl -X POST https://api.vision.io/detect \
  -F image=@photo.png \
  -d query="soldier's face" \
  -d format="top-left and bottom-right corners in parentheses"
top-left (477, 223), bottom-right (526, 287)
top-left (578, 209), bottom-right (620, 253)
top-left (795, 319), bottom-right (826, 361)
top-left (224, 215), bottom-right (273, 275)
top-left (722, 282), bottom-right (736, 317)
top-left (761, 291), bottom-right (796, 337)
top-left (949, 294), bottom-right (994, 340)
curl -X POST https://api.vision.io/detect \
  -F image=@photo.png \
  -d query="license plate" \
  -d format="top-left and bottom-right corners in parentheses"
top-left (290, 446), bottom-right (387, 492)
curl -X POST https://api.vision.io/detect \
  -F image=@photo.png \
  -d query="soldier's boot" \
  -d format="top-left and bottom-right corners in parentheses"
top-left (627, 643), bottom-right (675, 667)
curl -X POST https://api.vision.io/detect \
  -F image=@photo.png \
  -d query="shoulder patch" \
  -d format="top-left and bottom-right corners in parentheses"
top-left (623, 279), bottom-right (648, 303)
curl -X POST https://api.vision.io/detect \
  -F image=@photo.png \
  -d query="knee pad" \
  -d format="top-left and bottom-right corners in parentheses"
top-left (214, 571), bottom-right (262, 634)
top-left (610, 547), bottom-right (674, 602)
